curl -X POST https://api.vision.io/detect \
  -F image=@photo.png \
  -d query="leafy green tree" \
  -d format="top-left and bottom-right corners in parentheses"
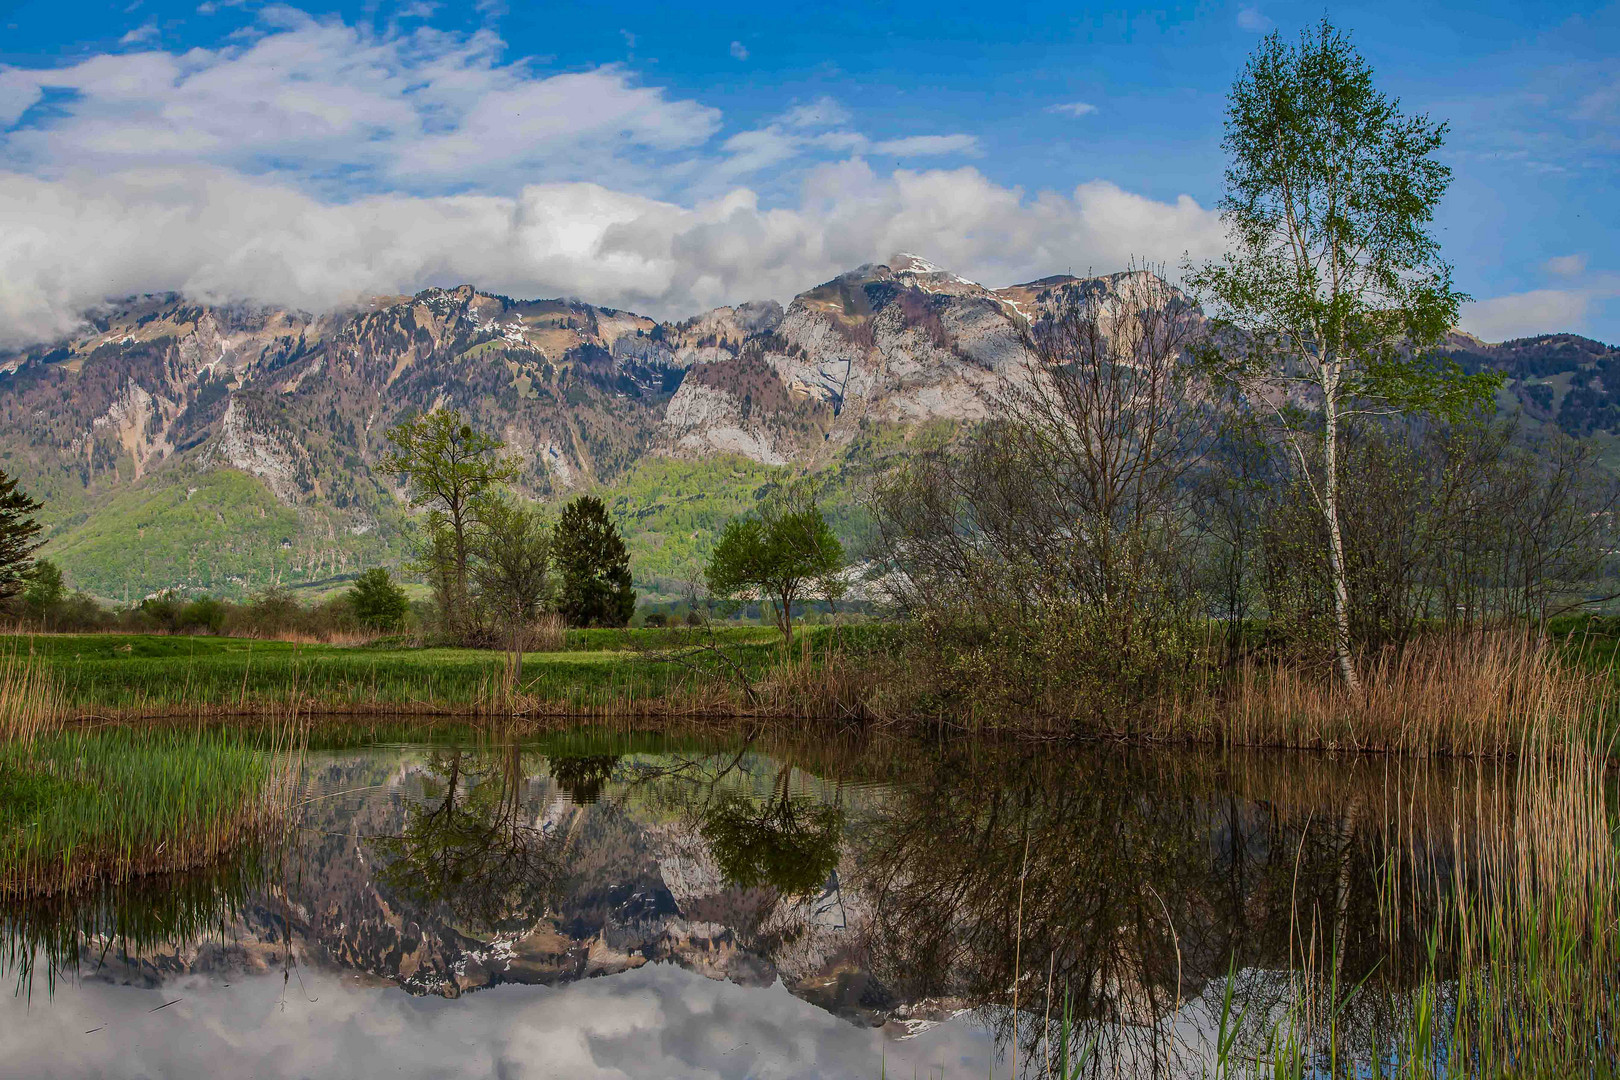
top-left (349, 567), bottom-right (410, 632)
top-left (470, 497), bottom-right (553, 680)
top-left (1186, 20), bottom-right (1498, 688)
top-left (178, 596), bottom-right (226, 634)
top-left (0, 470), bottom-right (43, 608)
top-left (552, 495), bottom-right (635, 627)
top-left (706, 492), bottom-right (844, 643)
top-left (382, 410), bottom-right (518, 636)
top-left (19, 559), bottom-right (65, 623)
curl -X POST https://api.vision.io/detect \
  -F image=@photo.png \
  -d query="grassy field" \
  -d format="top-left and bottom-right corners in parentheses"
top-left (3, 625), bottom-right (864, 717)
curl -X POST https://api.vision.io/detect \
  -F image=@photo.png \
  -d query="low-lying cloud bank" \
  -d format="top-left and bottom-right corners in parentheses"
top-left (0, 163), bottom-right (1226, 346)
top-left (0, 10), bottom-right (1227, 347)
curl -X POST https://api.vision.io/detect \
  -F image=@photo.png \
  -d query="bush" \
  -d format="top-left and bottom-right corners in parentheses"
top-left (350, 568), bottom-right (410, 631)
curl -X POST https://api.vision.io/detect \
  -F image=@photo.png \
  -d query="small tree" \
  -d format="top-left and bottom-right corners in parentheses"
top-left (1187, 20), bottom-right (1498, 687)
top-left (552, 496), bottom-right (635, 628)
top-left (0, 470), bottom-right (43, 608)
top-left (382, 410), bottom-right (518, 637)
top-left (706, 493), bottom-right (844, 643)
top-left (350, 568), bottom-right (410, 632)
top-left (20, 559), bottom-right (65, 624)
top-left (470, 497), bottom-right (554, 682)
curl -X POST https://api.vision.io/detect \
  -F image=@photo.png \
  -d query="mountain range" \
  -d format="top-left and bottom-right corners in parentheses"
top-left (1, 254), bottom-right (1615, 601)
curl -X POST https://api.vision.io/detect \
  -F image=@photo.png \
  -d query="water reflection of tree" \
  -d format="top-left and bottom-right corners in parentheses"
top-left (375, 746), bottom-right (562, 933)
top-left (701, 765), bottom-right (844, 898)
top-left (846, 746), bottom-right (1437, 1075)
top-left (548, 755), bottom-right (621, 805)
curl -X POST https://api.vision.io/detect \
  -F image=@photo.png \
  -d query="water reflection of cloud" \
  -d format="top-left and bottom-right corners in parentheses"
top-left (0, 962), bottom-right (993, 1079)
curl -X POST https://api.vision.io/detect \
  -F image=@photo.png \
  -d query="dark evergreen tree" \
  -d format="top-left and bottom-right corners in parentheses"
top-left (552, 496), bottom-right (635, 627)
top-left (0, 470), bottom-right (43, 608)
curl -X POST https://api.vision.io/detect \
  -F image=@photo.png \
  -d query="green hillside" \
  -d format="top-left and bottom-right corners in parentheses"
top-left (42, 468), bottom-right (406, 602)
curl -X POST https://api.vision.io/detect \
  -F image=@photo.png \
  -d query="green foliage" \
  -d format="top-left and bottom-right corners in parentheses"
top-left (0, 726), bottom-right (271, 894)
top-left (601, 454), bottom-right (790, 592)
top-left (1189, 19), bottom-right (1476, 390)
top-left (553, 495), bottom-right (635, 627)
top-left (470, 497), bottom-right (553, 632)
top-left (19, 559), bottom-right (64, 620)
top-left (350, 568), bottom-right (410, 631)
top-left (705, 488), bottom-right (844, 641)
top-left (0, 469), bottom-right (43, 607)
top-left (1186, 19), bottom-right (1495, 683)
top-left (384, 409), bottom-right (519, 636)
top-left (41, 468), bottom-right (390, 602)
top-left (381, 410), bottom-right (520, 518)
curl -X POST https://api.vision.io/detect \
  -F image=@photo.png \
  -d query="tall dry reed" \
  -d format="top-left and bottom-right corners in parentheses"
top-left (1161, 631), bottom-right (1608, 757)
top-left (0, 645), bottom-right (65, 744)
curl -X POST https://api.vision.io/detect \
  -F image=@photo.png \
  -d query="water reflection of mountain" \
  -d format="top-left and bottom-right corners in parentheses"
top-left (12, 735), bottom-right (1501, 1041)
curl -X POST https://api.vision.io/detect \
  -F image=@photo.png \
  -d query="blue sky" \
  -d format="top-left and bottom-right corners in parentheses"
top-left (0, 0), bottom-right (1615, 343)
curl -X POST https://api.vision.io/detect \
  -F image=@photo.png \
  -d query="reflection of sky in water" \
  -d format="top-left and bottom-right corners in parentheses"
top-left (0, 962), bottom-right (993, 1079)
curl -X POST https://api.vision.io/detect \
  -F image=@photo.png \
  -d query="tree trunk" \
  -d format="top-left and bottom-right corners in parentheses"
top-left (778, 587), bottom-right (794, 644)
top-left (1322, 392), bottom-right (1361, 691)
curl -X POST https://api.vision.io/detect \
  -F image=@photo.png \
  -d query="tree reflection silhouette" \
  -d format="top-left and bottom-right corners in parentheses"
top-left (843, 746), bottom-right (1452, 1075)
top-left (548, 755), bottom-right (621, 805)
top-left (375, 746), bottom-right (562, 933)
top-left (700, 765), bottom-right (843, 899)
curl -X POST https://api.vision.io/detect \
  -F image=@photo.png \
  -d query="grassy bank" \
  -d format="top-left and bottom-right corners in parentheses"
top-left (10, 625), bottom-right (839, 719)
top-left (9, 622), bottom-right (1619, 759)
top-left (0, 647), bottom-right (303, 900)
top-left (0, 726), bottom-right (294, 897)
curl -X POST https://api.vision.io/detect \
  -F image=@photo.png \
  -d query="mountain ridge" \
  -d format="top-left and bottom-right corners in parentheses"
top-left (1, 257), bottom-right (1612, 600)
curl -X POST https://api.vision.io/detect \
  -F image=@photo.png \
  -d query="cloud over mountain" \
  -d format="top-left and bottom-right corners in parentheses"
top-left (0, 8), bottom-right (1226, 345)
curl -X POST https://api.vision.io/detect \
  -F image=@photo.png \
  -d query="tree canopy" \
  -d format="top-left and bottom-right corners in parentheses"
top-left (552, 495), bottom-right (635, 628)
top-left (0, 470), bottom-right (44, 608)
top-left (706, 491), bottom-right (844, 642)
top-left (382, 410), bottom-right (518, 637)
top-left (349, 567), bottom-right (410, 632)
top-left (1186, 19), bottom-right (1497, 687)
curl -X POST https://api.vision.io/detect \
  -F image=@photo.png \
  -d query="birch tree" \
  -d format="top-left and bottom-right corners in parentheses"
top-left (1187, 20), bottom-right (1497, 688)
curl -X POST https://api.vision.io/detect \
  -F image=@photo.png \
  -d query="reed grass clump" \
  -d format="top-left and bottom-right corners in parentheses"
top-left (0, 724), bottom-right (301, 898)
top-left (1166, 631), bottom-right (1610, 756)
top-left (0, 648), bottom-right (64, 744)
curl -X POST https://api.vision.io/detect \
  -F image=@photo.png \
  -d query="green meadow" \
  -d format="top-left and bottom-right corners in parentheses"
top-left (10, 625), bottom-right (844, 716)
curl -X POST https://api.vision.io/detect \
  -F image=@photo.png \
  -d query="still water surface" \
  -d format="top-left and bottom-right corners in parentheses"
top-left (0, 727), bottom-right (1503, 1078)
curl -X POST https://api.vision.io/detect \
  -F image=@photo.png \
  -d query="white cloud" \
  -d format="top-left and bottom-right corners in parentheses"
top-left (870, 134), bottom-right (979, 157)
top-left (1048, 101), bottom-right (1098, 117)
top-left (118, 22), bottom-right (159, 44)
top-left (729, 40), bottom-right (749, 61)
top-left (777, 96), bottom-right (852, 130)
top-left (0, 11), bottom-right (1228, 347)
top-left (0, 165), bottom-right (1225, 346)
top-left (1, 15), bottom-right (722, 196)
top-left (1545, 253), bottom-right (1588, 278)
top-left (1237, 6), bottom-right (1273, 32)
top-left (1460, 279), bottom-right (1619, 341)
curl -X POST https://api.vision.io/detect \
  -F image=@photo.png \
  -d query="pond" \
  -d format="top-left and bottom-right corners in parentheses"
top-left (0, 726), bottom-right (1592, 1077)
